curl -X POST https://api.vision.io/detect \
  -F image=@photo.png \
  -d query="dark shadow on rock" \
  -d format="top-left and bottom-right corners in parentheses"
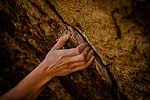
top-left (0, 33), bottom-right (13, 95)
top-left (129, 0), bottom-right (150, 41)
top-left (129, 0), bottom-right (150, 68)
top-left (0, 10), bottom-right (15, 37)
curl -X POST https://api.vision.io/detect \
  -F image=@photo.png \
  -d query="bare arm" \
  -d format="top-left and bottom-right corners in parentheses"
top-left (0, 33), bottom-right (95, 100)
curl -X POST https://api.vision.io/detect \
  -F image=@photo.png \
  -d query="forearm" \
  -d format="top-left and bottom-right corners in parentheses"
top-left (0, 62), bottom-right (53, 100)
top-left (0, 33), bottom-right (95, 100)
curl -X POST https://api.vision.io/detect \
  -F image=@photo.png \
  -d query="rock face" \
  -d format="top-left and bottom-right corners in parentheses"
top-left (0, 0), bottom-right (150, 100)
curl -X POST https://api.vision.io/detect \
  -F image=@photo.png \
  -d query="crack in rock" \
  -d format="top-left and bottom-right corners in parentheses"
top-left (111, 9), bottom-right (122, 39)
top-left (47, 0), bottom-right (119, 99)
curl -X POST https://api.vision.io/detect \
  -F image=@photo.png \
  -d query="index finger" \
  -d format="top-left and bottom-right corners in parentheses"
top-left (51, 33), bottom-right (72, 50)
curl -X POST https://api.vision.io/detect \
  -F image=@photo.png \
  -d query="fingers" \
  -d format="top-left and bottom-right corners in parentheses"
top-left (68, 61), bottom-right (87, 68)
top-left (76, 42), bottom-right (88, 55)
top-left (52, 33), bottom-right (72, 50)
top-left (58, 42), bottom-right (88, 57)
top-left (67, 49), bottom-right (95, 68)
top-left (77, 56), bottom-right (95, 70)
top-left (86, 49), bottom-right (95, 61)
top-left (70, 56), bottom-right (95, 72)
top-left (66, 46), bottom-right (94, 62)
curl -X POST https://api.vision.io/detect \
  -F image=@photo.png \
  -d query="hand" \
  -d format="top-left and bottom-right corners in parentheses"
top-left (0, 33), bottom-right (95, 100)
top-left (41, 33), bottom-right (95, 78)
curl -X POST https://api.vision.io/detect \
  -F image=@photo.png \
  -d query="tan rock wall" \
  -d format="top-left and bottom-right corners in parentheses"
top-left (50, 0), bottom-right (150, 99)
top-left (0, 0), bottom-right (150, 100)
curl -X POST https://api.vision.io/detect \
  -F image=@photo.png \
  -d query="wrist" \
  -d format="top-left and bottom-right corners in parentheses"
top-left (37, 60), bottom-right (54, 81)
top-left (10, 62), bottom-right (54, 99)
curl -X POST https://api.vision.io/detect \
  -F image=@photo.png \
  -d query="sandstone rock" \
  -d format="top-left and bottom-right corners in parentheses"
top-left (50, 0), bottom-right (150, 99)
top-left (0, 0), bottom-right (150, 100)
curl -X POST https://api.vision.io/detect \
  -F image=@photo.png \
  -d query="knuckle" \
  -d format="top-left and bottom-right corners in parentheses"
top-left (82, 42), bottom-right (87, 46)
top-left (58, 56), bottom-right (64, 60)
top-left (80, 54), bottom-right (86, 61)
top-left (85, 47), bottom-right (89, 52)
top-left (87, 46), bottom-right (91, 50)
top-left (76, 47), bottom-right (81, 54)
top-left (89, 50), bottom-right (94, 56)
top-left (61, 58), bottom-right (69, 65)
top-left (85, 46), bottom-right (91, 53)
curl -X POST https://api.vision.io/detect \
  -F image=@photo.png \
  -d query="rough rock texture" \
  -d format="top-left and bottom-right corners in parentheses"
top-left (51, 0), bottom-right (150, 99)
top-left (0, 0), bottom-right (150, 100)
top-left (0, 0), bottom-right (73, 99)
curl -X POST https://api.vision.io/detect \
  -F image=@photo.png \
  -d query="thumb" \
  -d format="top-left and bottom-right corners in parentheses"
top-left (52, 33), bottom-right (72, 50)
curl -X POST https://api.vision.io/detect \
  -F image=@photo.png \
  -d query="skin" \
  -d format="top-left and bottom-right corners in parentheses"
top-left (0, 33), bottom-right (95, 100)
